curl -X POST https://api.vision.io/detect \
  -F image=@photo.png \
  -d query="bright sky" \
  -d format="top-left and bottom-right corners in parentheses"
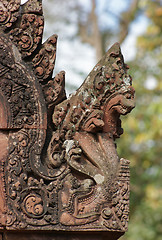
top-left (20, 0), bottom-right (149, 93)
top-left (121, 15), bottom-right (149, 61)
top-left (21, 0), bottom-right (28, 3)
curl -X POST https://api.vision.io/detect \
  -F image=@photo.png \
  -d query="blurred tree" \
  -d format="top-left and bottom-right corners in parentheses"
top-left (119, 1), bottom-right (162, 239)
top-left (78, 0), bottom-right (103, 60)
top-left (43, 0), bottom-right (140, 60)
top-left (43, 0), bottom-right (162, 239)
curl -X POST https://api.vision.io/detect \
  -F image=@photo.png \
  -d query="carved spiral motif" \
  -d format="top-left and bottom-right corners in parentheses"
top-left (0, 0), bottom-right (134, 232)
top-left (21, 190), bottom-right (47, 219)
top-left (0, 8), bottom-right (11, 26)
top-left (24, 194), bottom-right (44, 216)
top-left (10, 14), bottom-right (44, 57)
top-left (0, 0), bottom-right (20, 28)
top-left (33, 35), bottom-right (58, 81)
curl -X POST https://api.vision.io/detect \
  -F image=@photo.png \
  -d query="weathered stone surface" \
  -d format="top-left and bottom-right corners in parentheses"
top-left (0, 0), bottom-right (135, 238)
top-left (3, 232), bottom-right (124, 240)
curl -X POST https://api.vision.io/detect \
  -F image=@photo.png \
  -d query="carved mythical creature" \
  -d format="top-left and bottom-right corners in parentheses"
top-left (49, 43), bottom-right (135, 227)
top-left (0, 0), bottom-right (135, 234)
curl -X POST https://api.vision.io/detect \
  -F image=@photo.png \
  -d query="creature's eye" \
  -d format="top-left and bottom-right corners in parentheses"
top-left (124, 93), bottom-right (132, 99)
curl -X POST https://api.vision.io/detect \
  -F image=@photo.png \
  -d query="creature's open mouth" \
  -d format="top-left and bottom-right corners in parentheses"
top-left (111, 102), bottom-right (133, 116)
top-left (109, 90), bottom-right (135, 115)
top-left (103, 90), bottom-right (135, 139)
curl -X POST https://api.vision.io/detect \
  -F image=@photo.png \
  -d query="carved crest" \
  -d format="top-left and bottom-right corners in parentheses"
top-left (0, 0), bottom-right (135, 234)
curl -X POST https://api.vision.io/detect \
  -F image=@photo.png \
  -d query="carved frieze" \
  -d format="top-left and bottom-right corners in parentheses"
top-left (0, 0), bottom-right (135, 235)
top-left (0, 0), bottom-right (20, 29)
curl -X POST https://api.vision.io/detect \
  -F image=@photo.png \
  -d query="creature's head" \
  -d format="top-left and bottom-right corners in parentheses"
top-left (53, 43), bottom-right (135, 139)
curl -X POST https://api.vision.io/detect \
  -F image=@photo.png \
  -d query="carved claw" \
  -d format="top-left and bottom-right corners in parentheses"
top-left (82, 110), bottom-right (104, 133)
top-left (60, 211), bottom-right (99, 226)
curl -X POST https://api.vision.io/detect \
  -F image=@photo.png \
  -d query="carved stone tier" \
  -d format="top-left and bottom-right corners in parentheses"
top-left (0, 231), bottom-right (124, 240)
top-left (0, 1), bottom-right (135, 239)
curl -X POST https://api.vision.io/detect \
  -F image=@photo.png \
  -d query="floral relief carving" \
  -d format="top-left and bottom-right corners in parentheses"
top-left (0, 0), bottom-right (20, 29)
top-left (10, 13), bottom-right (44, 57)
top-left (0, 0), bottom-right (135, 235)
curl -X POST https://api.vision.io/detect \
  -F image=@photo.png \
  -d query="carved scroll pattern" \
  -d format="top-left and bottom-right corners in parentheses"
top-left (0, 36), bottom-right (39, 129)
top-left (0, 0), bottom-right (135, 233)
top-left (47, 44), bottom-right (135, 231)
top-left (0, 0), bottom-right (44, 58)
top-left (0, 0), bottom-right (20, 29)
top-left (33, 35), bottom-right (58, 81)
top-left (10, 13), bottom-right (44, 58)
top-left (103, 158), bottom-right (130, 231)
top-left (4, 129), bottom-right (57, 228)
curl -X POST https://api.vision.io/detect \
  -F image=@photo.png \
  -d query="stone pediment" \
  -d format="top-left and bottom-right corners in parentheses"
top-left (0, 1), bottom-right (135, 239)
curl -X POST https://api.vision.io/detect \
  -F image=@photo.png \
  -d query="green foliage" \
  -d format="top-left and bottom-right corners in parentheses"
top-left (119, 1), bottom-right (162, 239)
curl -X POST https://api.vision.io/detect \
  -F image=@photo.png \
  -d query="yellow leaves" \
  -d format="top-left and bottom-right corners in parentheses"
top-left (137, 34), bottom-right (162, 51)
top-left (130, 157), bottom-right (136, 167)
top-left (145, 185), bottom-right (162, 209)
top-left (147, 6), bottom-right (162, 18)
top-left (158, 80), bottom-right (162, 90)
top-left (128, 116), bottom-right (138, 129)
top-left (118, 2), bottom-right (162, 239)
top-left (135, 132), bottom-right (148, 144)
top-left (143, 160), bottom-right (151, 169)
top-left (146, 4), bottom-right (162, 27)
top-left (137, 1), bottom-right (162, 52)
top-left (138, 0), bottom-right (148, 8)
top-left (155, 7), bottom-right (162, 17)
top-left (123, 115), bottom-right (138, 130)
top-left (147, 25), bottom-right (161, 35)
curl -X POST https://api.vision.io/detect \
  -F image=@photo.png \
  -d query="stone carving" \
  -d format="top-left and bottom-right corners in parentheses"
top-left (0, 0), bottom-right (135, 236)
top-left (33, 35), bottom-right (58, 81)
top-left (0, 0), bottom-right (20, 29)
